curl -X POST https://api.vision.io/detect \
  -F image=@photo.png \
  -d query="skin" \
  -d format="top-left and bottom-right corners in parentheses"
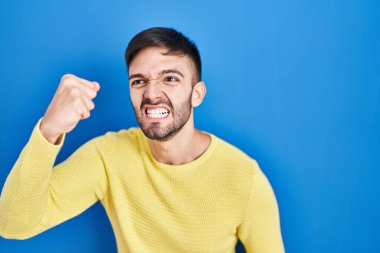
top-left (40, 74), bottom-right (100, 145)
top-left (39, 46), bottom-right (209, 166)
top-left (128, 46), bottom-right (210, 165)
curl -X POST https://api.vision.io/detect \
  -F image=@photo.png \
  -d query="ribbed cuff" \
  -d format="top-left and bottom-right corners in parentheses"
top-left (27, 117), bottom-right (66, 156)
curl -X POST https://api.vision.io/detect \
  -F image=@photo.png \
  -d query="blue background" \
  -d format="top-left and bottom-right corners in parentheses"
top-left (1, 0), bottom-right (379, 252)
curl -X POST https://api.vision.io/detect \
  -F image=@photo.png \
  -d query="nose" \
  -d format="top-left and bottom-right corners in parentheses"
top-left (143, 80), bottom-right (162, 101)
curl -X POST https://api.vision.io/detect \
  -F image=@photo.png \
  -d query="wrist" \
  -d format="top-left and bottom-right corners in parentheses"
top-left (39, 119), bottom-right (62, 145)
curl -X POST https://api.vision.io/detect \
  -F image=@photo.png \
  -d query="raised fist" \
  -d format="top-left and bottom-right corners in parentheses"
top-left (39, 74), bottom-right (100, 144)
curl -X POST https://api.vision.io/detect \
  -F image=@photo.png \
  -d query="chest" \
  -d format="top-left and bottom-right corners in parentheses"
top-left (110, 160), bottom-right (245, 230)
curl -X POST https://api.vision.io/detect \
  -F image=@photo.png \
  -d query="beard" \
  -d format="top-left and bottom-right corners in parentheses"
top-left (133, 92), bottom-right (193, 142)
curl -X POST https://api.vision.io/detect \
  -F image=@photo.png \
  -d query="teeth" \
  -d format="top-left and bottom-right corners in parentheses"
top-left (146, 108), bottom-right (169, 118)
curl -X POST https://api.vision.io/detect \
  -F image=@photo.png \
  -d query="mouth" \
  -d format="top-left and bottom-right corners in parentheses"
top-left (144, 107), bottom-right (171, 120)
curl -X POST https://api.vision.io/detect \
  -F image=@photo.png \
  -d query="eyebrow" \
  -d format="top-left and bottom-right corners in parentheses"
top-left (129, 69), bottom-right (184, 80)
top-left (128, 73), bottom-right (144, 80)
top-left (162, 69), bottom-right (184, 78)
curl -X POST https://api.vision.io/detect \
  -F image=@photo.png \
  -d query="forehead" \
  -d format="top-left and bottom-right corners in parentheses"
top-left (129, 46), bottom-right (195, 77)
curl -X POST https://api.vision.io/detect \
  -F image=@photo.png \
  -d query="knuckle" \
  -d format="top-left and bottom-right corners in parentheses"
top-left (73, 98), bottom-right (84, 107)
top-left (89, 101), bottom-right (95, 110)
top-left (84, 110), bottom-right (91, 118)
top-left (89, 90), bottom-right (97, 98)
top-left (69, 88), bottom-right (81, 96)
top-left (61, 74), bottom-right (74, 83)
top-left (77, 108), bottom-right (90, 119)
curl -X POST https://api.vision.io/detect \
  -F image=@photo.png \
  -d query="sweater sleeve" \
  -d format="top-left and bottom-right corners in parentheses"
top-left (237, 161), bottom-right (285, 253)
top-left (0, 117), bottom-right (114, 240)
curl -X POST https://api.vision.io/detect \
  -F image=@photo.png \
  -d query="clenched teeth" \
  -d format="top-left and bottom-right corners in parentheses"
top-left (146, 108), bottom-right (169, 118)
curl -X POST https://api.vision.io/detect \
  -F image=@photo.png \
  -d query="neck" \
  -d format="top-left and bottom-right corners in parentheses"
top-left (147, 117), bottom-right (211, 165)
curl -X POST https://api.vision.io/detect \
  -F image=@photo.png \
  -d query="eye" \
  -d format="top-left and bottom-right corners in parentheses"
top-left (164, 76), bottom-right (180, 83)
top-left (131, 79), bottom-right (145, 86)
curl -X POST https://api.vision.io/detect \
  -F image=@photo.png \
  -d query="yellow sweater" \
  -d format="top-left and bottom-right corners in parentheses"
top-left (0, 117), bottom-right (285, 253)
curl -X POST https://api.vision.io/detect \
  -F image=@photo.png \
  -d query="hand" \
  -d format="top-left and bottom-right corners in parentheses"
top-left (39, 74), bottom-right (100, 144)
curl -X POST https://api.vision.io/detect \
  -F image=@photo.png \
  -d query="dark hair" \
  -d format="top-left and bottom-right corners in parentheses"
top-left (125, 27), bottom-right (202, 83)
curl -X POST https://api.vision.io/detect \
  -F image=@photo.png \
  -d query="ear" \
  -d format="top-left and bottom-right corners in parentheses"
top-left (191, 81), bottom-right (207, 107)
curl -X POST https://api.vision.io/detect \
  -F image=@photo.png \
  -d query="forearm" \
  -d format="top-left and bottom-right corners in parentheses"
top-left (0, 118), bottom-right (64, 238)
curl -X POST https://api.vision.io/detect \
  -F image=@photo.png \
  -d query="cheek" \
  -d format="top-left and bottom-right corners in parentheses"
top-left (130, 90), bottom-right (142, 108)
top-left (163, 84), bottom-right (191, 100)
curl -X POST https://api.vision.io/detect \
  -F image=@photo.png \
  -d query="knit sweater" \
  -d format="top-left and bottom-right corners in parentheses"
top-left (0, 117), bottom-right (285, 253)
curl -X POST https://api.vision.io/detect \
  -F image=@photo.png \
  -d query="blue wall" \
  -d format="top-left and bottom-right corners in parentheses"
top-left (1, 1), bottom-right (379, 252)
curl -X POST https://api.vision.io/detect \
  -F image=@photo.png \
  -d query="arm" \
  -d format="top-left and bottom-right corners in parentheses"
top-left (237, 161), bottom-right (285, 253)
top-left (0, 117), bottom-right (114, 239)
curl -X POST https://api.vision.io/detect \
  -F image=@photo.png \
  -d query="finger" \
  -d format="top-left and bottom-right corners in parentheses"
top-left (75, 76), bottom-right (100, 90)
top-left (75, 81), bottom-right (98, 99)
top-left (79, 110), bottom-right (91, 119)
top-left (92, 81), bottom-right (100, 92)
top-left (80, 92), bottom-right (95, 110)
top-left (76, 96), bottom-right (91, 119)
top-left (62, 74), bottom-right (94, 89)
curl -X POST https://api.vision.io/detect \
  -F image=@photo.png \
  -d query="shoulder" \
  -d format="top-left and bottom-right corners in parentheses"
top-left (211, 133), bottom-right (259, 170)
top-left (114, 127), bottom-right (142, 146)
top-left (206, 133), bottom-right (263, 189)
top-left (211, 137), bottom-right (277, 204)
top-left (208, 134), bottom-right (273, 212)
top-left (92, 126), bottom-right (142, 155)
top-left (95, 126), bottom-right (141, 141)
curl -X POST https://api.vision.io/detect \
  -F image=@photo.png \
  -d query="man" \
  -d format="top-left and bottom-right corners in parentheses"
top-left (0, 27), bottom-right (285, 252)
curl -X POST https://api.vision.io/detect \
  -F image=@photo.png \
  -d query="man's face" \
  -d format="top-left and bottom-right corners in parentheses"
top-left (128, 46), bottom-right (196, 141)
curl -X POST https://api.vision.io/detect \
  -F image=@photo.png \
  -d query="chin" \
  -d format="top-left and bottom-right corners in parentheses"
top-left (140, 122), bottom-right (181, 142)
